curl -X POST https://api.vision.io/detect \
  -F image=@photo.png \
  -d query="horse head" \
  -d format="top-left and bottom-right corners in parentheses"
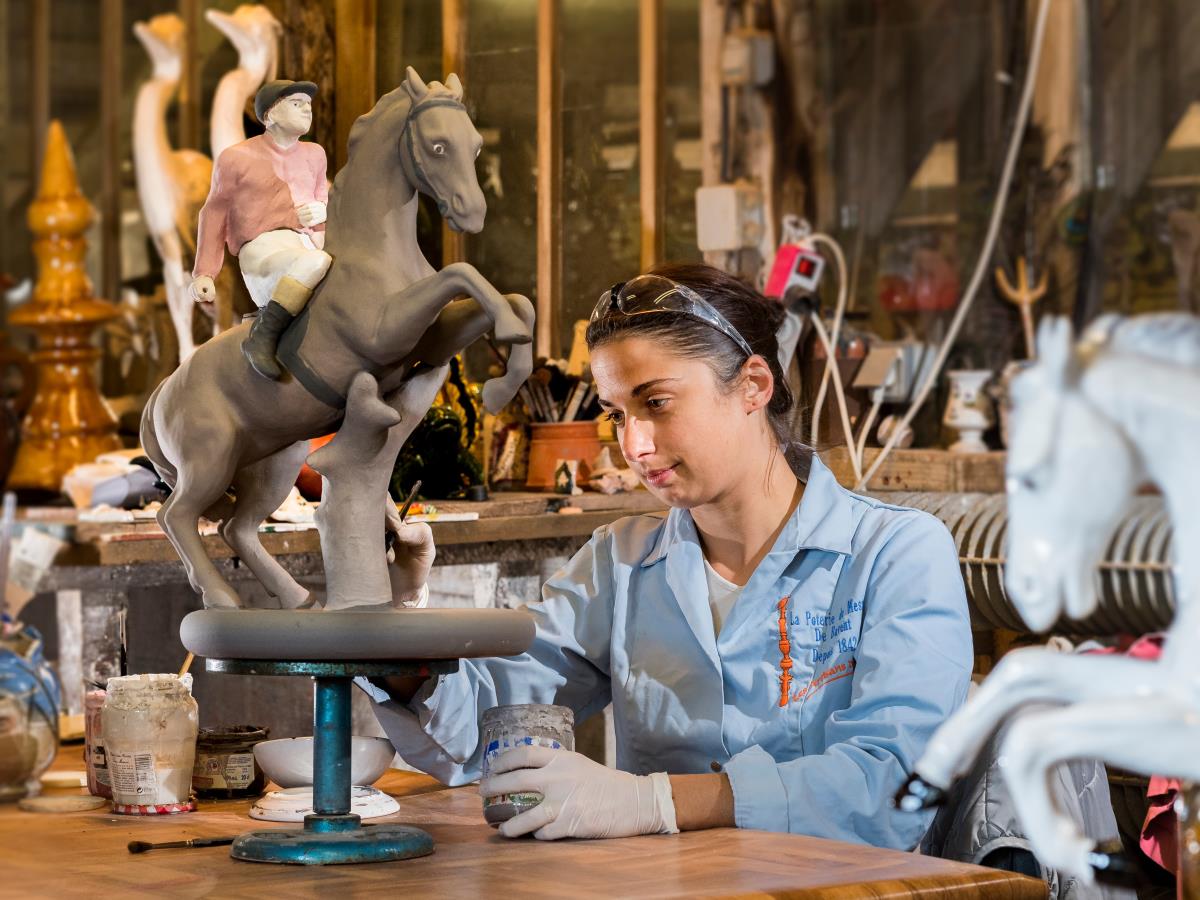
top-left (134, 14), bottom-right (186, 81)
top-left (397, 67), bottom-right (485, 233)
top-left (1004, 316), bottom-right (1140, 631)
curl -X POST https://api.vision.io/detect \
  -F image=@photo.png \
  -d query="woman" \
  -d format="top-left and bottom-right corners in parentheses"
top-left (363, 263), bottom-right (971, 848)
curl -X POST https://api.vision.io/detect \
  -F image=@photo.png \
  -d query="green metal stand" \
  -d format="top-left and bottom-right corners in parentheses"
top-left (207, 658), bottom-right (458, 865)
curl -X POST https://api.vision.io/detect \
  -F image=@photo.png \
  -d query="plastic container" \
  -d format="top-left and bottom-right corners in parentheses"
top-left (101, 674), bottom-right (198, 814)
top-left (480, 703), bottom-right (574, 826)
top-left (191, 725), bottom-right (269, 799)
top-left (84, 689), bottom-right (111, 798)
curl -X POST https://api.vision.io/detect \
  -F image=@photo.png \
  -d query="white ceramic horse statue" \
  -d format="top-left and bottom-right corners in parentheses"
top-left (897, 314), bottom-right (1200, 885)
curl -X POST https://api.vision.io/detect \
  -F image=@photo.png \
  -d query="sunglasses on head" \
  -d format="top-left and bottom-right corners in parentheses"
top-left (590, 275), bottom-right (755, 359)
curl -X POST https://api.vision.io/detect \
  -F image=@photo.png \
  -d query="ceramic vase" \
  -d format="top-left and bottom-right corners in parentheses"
top-left (943, 369), bottom-right (994, 454)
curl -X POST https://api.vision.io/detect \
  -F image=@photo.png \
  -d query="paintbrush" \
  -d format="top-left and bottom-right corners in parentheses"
top-left (128, 837), bottom-right (236, 854)
top-left (385, 480), bottom-right (423, 554)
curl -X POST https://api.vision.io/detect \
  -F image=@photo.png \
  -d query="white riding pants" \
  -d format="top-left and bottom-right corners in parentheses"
top-left (237, 229), bottom-right (331, 309)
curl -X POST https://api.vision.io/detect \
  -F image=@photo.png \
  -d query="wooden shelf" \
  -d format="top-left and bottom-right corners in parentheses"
top-left (822, 448), bottom-right (1007, 494)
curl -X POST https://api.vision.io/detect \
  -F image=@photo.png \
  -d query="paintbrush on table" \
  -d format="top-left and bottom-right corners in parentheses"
top-left (128, 837), bottom-right (236, 854)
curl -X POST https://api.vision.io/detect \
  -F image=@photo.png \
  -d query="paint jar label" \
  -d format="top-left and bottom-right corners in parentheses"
top-left (482, 735), bottom-right (562, 814)
top-left (224, 753), bottom-right (255, 789)
top-left (109, 751), bottom-right (157, 799)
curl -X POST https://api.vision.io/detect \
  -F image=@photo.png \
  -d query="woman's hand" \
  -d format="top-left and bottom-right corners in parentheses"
top-left (386, 507), bottom-right (435, 607)
top-left (480, 746), bottom-right (678, 840)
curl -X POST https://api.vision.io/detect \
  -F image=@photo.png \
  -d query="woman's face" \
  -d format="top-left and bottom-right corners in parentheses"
top-left (591, 335), bottom-right (766, 508)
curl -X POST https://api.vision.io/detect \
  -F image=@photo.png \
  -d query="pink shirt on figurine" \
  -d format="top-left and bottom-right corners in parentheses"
top-left (193, 134), bottom-right (328, 279)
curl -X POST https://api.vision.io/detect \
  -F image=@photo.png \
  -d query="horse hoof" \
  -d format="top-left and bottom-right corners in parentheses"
top-left (203, 592), bottom-right (244, 610)
top-left (494, 316), bottom-right (533, 345)
top-left (1087, 842), bottom-right (1142, 888)
top-left (272, 587), bottom-right (318, 610)
top-left (892, 773), bottom-right (947, 811)
top-left (482, 379), bottom-right (517, 414)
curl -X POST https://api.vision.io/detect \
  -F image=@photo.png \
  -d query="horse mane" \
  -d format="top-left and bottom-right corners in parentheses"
top-left (1085, 312), bottom-right (1200, 368)
top-left (343, 80), bottom-right (461, 163)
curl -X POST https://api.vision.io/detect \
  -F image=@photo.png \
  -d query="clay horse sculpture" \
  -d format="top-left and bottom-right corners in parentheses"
top-left (897, 314), bottom-right (1200, 886)
top-left (141, 67), bottom-right (534, 611)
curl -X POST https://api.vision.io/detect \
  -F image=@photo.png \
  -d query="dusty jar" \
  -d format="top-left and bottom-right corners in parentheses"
top-left (480, 703), bottom-right (574, 826)
top-left (191, 725), bottom-right (269, 799)
top-left (101, 674), bottom-right (198, 812)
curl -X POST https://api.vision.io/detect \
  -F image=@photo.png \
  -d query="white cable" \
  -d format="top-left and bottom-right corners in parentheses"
top-left (855, 389), bottom-right (885, 466)
top-left (854, 0), bottom-right (1052, 492)
top-left (809, 312), bottom-right (862, 486)
top-left (807, 232), bottom-right (849, 449)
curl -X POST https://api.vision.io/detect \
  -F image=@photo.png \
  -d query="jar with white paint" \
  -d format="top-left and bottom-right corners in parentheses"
top-left (101, 674), bottom-right (198, 813)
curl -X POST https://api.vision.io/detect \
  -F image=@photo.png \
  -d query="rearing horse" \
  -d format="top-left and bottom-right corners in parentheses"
top-left (898, 314), bottom-right (1200, 884)
top-left (141, 68), bottom-right (533, 610)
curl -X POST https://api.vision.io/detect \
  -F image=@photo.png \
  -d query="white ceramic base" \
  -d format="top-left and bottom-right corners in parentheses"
top-left (948, 429), bottom-right (988, 454)
top-left (250, 785), bottom-right (401, 823)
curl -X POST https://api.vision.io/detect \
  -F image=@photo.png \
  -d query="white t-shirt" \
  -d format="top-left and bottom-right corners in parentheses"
top-left (703, 557), bottom-right (744, 635)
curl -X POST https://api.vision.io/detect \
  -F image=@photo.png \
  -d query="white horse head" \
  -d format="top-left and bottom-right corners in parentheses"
top-left (1003, 317), bottom-right (1142, 631)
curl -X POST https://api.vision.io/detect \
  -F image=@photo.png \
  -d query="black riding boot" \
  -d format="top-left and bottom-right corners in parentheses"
top-left (241, 300), bottom-right (295, 380)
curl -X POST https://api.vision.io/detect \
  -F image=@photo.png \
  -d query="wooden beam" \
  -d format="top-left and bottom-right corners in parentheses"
top-left (99, 0), bottom-right (122, 302)
top-left (442, 0), bottom-right (467, 266)
top-left (537, 0), bottom-right (563, 357)
top-left (29, 0), bottom-right (50, 181)
top-left (0, 0), bottom-right (8, 283)
top-left (178, 0), bottom-right (202, 150)
top-left (698, 0), bottom-right (722, 267)
top-left (334, 0), bottom-right (378, 173)
top-left (639, 0), bottom-right (665, 270)
top-left (698, 0), bottom-right (722, 187)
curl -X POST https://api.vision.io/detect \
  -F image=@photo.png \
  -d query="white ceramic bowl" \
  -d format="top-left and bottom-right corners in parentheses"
top-left (253, 736), bottom-right (396, 789)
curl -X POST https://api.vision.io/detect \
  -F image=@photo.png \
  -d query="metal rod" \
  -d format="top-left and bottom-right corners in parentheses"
top-left (312, 677), bottom-right (353, 817)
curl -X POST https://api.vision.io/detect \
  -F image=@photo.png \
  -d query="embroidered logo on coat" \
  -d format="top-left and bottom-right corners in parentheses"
top-left (776, 597), bottom-right (793, 707)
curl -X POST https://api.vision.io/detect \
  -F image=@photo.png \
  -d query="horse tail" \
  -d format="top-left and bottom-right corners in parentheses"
top-left (481, 293), bottom-right (535, 414)
top-left (139, 380), bottom-right (177, 491)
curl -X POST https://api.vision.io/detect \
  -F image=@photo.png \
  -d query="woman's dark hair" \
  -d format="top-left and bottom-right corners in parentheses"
top-left (585, 262), bottom-right (796, 445)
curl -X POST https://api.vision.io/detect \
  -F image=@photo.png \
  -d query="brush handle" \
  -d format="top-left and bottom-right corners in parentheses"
top-left (129, 836), bottom-right (236, 853)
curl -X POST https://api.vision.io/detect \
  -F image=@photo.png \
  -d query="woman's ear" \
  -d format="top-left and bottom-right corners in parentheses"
top-left (740, 355), bottom-right (775, 414)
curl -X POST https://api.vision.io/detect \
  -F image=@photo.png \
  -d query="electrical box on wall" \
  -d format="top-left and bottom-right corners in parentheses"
top-left (695, 182), bottom-right (764, 253)
top-left (765, 245), bottom-right (825, 299)
top-left (721, 29), bottom-right (775, 86)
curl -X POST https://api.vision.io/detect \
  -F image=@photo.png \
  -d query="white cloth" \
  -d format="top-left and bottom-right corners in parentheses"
top-left (237, 228), bottom-right (325, 308)
top-left (703, 557), bottom-right (744, 636)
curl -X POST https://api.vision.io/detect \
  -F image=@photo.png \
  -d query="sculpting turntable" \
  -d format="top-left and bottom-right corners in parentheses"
top-left (180, 607), bottom-right (533, 865)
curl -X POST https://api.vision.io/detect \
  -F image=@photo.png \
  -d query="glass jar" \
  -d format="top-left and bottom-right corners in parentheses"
top-left (101, 674), bottom-right (198, 813)
top-left (192, 725), bottom-right (269, 799)
top-left (84, 689), bottom-right (111, 798)
top-left (480, 703), bottom-right (574, 826)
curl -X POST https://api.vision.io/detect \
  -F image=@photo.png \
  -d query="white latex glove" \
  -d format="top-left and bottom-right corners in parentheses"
top-left (480, 745), bottom-right (679, 840)
top-left (189, 275), bottom-right (216, 303)
top-left (296, 200), bottom-right (327, 228)
top-left (386, 504), bottom-right (434, 607)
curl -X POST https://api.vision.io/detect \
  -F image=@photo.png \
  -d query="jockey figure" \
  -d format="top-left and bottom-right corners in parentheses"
top-left (190, 79), bottom-right (331, 380)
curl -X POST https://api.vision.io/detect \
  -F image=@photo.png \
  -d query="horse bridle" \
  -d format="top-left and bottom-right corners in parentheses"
top-left (400, 95), bottom-right (468, 216)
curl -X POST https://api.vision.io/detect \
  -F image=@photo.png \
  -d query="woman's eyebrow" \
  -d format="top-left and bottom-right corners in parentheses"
top-left (631, 378), bottom-right (680, 398)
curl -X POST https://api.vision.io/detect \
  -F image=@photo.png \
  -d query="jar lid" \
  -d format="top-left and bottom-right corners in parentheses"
top-left (106, 674), bottom-right (193, 694)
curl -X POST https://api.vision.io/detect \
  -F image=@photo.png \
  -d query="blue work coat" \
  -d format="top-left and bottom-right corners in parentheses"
top-left (362, 453), bottom-right (972, 849)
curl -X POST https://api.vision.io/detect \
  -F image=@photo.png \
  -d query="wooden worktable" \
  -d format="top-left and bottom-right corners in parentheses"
top-left (4, 750), bottom-right (1044, 899)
